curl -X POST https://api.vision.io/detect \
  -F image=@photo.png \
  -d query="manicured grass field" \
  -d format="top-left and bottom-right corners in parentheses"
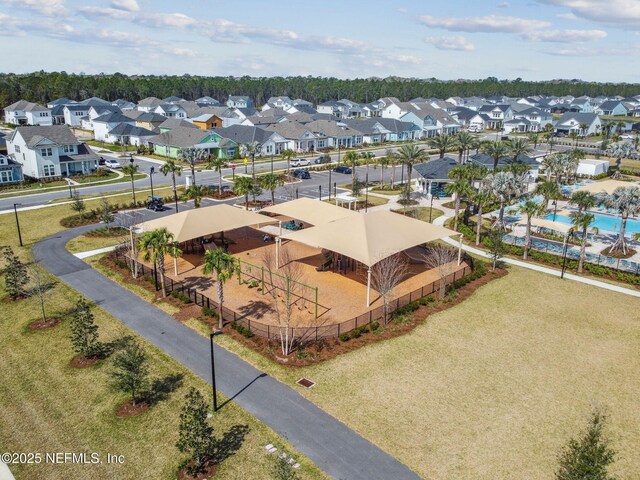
top-left (391, 206), bottom-right (444, 223)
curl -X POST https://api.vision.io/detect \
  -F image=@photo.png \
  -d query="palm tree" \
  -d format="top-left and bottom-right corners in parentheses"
top-left (445, 178), bottom-right (473, 231)
top-left (428, 133), bottom-right (458, 159)
top-left (160, 159), bottom-right (182, 210)
top-left (534, 180), bottom-right (561, 211)
top-left (138, 228), bottom-right (174, 298)
top-left (121, 162), bottom-right (140, 204)
top-left (471, 187), bottom-right (493, 246)
top-left (207, 157), bottom-right (227, 197)
top-left (569, 190), bottom-right (596, 213)
top-left (487, 171), bottom-right (525, 226)
top-left (281, 149), bottom-right (296, 176)
top-left (202, 248), bottom-right (238, 330)
top-left (168, 241), bottom-right (183, 276)
top-left (579, 122), bottom-right (589, 138)
top-left (259, 173), bottom-right (284, 205)
top-left (185, 184), bottom-right (205, 208)
top-left (527, 132), bottom-right (539, 149)
top-left (178, 147), bottom-right (207, 186)
top-left (239, 141), bottom-right (261, 186)
top-left (508, 137), bottom-right (532, 162)
top-left (386, 149), bottom-right (399, 187)
top-left (343, 151), bottom-right (359, 186)
top-left (569, 130), bottom-right (579, 149)
top-left (396, 143), bottom-right (428, 186)
top-left (604, 185), bottom-right (640, 255)
top-left (605, 142), bottom-right (633, 171)
top-left (482, 140), bottom-right (509, 170)
top-left (376, 155), bottom-right (390, 188)
top-left (517, 199), bottom-right (545, 260)
top-left (360, 151), bottom-right (374, 177)
top-left (544, 131), bottom-right (556, 153)
top-left (570, 211), bottom-right (595, 273)
top-left (456, 131), bottom-right (474, 164)
top-left (233, 176), bottom-right (254, 210)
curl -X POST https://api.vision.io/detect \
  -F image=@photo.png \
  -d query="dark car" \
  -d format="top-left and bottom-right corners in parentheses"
top-left (291, 169), bottom-right (311, 179)
top-left (98, 156), bottom-right (106, 166)
top-left (314, 155), bottom-right (332, 164)
top-left (146, 195), bottom-right (164, 211)
top-left (333, 166), bottom-right (352, 174)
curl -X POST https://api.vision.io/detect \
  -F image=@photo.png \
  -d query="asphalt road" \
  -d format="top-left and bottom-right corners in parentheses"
top-left (33, 221), bottom-right (422, 480)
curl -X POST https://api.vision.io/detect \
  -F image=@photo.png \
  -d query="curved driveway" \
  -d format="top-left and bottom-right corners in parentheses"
top-left (33, 225), bottom-right (421, 480)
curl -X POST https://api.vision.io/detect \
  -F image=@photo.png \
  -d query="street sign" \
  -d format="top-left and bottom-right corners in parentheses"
top-left (231, 164), bottom-right (236, 170)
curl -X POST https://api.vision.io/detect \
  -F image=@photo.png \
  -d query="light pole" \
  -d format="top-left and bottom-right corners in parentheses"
top-left (13, 203), bottom-right (22, 247)
top-left (318, 185), bottom-right (322, 201)
top-left (149, 166), bottom-right (155, 197)
top-left (365, 172), bottom-right (369, 213)
top-left (560, 232), bottom-right (573, 279)
top-left (328, 168), bottom-right (332, 200)
top-left (429, 193), bottom-right (434, 222)
top-left (209, 330), bottom-right (223, 412)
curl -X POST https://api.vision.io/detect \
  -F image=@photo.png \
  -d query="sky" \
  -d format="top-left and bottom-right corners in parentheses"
top-left (0, 0), bottom-right (639, 82)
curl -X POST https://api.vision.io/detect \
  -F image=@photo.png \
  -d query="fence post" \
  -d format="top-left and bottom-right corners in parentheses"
top-left (315, 287), bottom-right (319, 319)
top-left (261, 266), bottom-right (265, 295)
top-left (238, 260), bottom-right (242, 284)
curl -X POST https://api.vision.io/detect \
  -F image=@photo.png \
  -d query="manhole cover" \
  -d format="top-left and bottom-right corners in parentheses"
top-left (296, 378), bottom-right (315, 388)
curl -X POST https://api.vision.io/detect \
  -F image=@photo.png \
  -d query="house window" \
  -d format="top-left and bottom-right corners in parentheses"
top-left (43, 165), bottom-right (55, 177)
top-left (62, 145), bottom-right (73, 153)
top-left (0, 171), bottom-right (12, 182)
top-left (15, 146), bottom-right (20, 153)
top-left (39, 112), bottom-right (49, 117)
top-left (40, 148), bottom-right (53, 157)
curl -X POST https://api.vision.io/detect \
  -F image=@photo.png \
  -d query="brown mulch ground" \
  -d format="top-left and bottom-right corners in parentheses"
top-left (600, 246), bottom-right (637, 259)
top-left (28, 317), bottom-right (61, 331)
top-left (70, 354), bottom-right (101, 368)
top-left (115, 400), bottom-right (149, 417)
top-left (177, 460), bottom-right (218, 480)
top-left (208, 191), bottom-right (236, 200)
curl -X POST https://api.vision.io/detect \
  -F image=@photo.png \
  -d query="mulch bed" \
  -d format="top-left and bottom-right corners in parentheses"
top-left (84, 227), bottom-right (128, 238)
top-left (70, 354), bottom-right (101, 368)
top-left (600, 246), bottom-right (637, 259)
top-left (208, 191), bottom-right (237, 200)
top-left (28, 317), bottom-right (61, 331)
top-left (115, 400), bottom-right (149, 417)
top-left (177, 460), bottom-right (218, 480)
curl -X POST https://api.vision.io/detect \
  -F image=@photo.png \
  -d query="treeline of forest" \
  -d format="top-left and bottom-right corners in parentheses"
top-left (1, 71), bottom-right (639, 107)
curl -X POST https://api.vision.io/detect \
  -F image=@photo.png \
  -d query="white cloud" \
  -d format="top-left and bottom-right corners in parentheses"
top-left (522, 28), bottom-right (607, 42)
top-left (418, 14), bottom-right (550, 33)
top-left (424, 35), bottom-right (476, 51)
top-left (556, 12), bottom-right (578, 19)
top-left (497, 2), bottom-right (509, 8)
top-left (111, 0), bottom-right (139, 12)
top-left (538, 0), bottom-right (640, 29)
top-left (79, 6), bottom-right (197, 29)
top-left (167, 47), bottom-right (198, 58)
top-left (0, 0), bottom-right (67, 16)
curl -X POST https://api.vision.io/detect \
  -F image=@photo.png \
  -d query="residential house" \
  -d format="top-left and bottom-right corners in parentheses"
top-left (469, 153), bottom-right (539, 180)
top-left (125, 111), bottom-right (167, 131)
top-left (305, 119), bottom-right (362, 149)
top-left (195, 96), bottom-right (220, 106)
top-left (265, 121), bottom-right (326, 152)
top-left (213, 125), bottom-right (288, 156)
top-left (105, 123), bottom-right (155, 147)
top-left (158, 118), bottom-right (200, 133)
top-left (78, 96), bottom-right (111, 107)
top-left (148, 127), bottom-right (237, 160)
top-left (241, 115), bottom-right (282, 128)
top-left (190, 113), bottom-right (223, 130)
top-left (554, 112), bottom-right (602, 136)
top-left (137, 97), bottom-right (164, 112)
top-left (47, 98), bottom-right (76, 109)
top-left (399, 103), bottom-right (461, 138)
top-left (7, 125), bottom-right (99, 178)
top-left (286, 103), bottom-right (318, 115)
top-left (414, 157), bottom-right (459, 195)
top-left (92, 112), bottom-right (136, 142)
top-left (63, 105), bottom-right (90, 127)
top-left (343, 118), bottom-right (420, 143)
top-left (569, 97), bottom-right (593, 113)
top-left (477, 104), bottom-right (514, 129)
top-left (50, 105), bottom-right (66, 125)
top-left (163, 96), bottom-right (185, 104)
top-left (112, 99), bottom-right (136, 110)
top-left (595, 100), bottom-right (628, 116)
top-left (262, 96), bottom-right (294, 111)
top-left (4, 100), bottom-right (52, 126)
top-left (81, 105), bottom-right (122, 130)
top-left (503, 107), bottom-right (552, 133)
top-left (153, 103), bottom-right (187, 119)
top-left (226, 96), bottom-right (253, 109)
top-left (0, 154), bottom-right (23, 184)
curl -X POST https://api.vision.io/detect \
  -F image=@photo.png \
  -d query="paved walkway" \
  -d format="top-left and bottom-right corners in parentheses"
top-left (33, 225), bottom-right (421, 480)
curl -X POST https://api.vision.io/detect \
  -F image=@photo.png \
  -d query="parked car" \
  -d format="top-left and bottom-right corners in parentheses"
top-left (314, 155), bottom-right (332, 164)
top-left (291, 169), bottom-right (311, 179)
top-left (333, 166), bottom-right (352, 174)
top-left (145, 195), bottom-right (164, 211)
top-left (104, 159), bottom-right (121, 169)
top-left (291, 158), bottom-right (311, 167)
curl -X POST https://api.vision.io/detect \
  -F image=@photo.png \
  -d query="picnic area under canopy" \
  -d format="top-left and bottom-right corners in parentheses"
top-left (261, 197), bottom-right (359, 226)
top-left (514, 217), bottom-right (573, 235)
top-left (279, 209), bottom-right (461, 305)
top-left (134, 204), bottom-right (276, 243)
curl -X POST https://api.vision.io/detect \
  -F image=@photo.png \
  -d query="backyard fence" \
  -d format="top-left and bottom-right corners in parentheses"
top-left (115, 249), bottom-right (472, 343)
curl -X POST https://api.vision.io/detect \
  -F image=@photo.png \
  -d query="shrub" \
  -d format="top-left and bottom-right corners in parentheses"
top-left (201, 307), bottom-right (218, 319)
top-left (369, 321), bottom-right (381, 333)
top-left (392, 313), bottom-right (410, 325)
top-left (231, 322), bottom-right (254, 338)
top-left (171, 290), bottom-right (192, 304)
top-left (339, 333), bottom-right (350, 342)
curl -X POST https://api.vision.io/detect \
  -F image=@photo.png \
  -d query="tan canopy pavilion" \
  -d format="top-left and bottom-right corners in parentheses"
top-left (280, 210), bottom-right (461, 305)
top-left (134, 204), bottom-right (276, 243)
top-left (576, 179), bottom-right (639, 195)
top-left (261, 197), bottom-right (358, 231)
top-left (514, 217), bottom-right (573, 235)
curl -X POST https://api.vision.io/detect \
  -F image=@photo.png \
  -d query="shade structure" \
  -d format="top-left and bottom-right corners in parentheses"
top-left (280, 210), bottom-right (458, 267)
top-left (576, 179), bottom-right (639, 195)
top-left (515, 217), bottom-right (573, 234)
top-left (135, 204), bottom-right (276, 243)
top-left (261, 197), bottom-right (359, 226)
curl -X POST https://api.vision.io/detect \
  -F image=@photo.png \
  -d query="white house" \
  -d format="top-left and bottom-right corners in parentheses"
top-left (153, 103), bottom-right (187, 119)
top-left (0, 154), bottom-right (23, 184)
top-left (63, 105), bottom-right (91, 127)
top-left (4, 100), bottom-right (52, 126)
top-left (576, 159), bottom-right (609, 177)
top-left (226, 96), bottom-right (253, 109)
top-left (7, 125), bottom-right (99, 178)
top-left (92, 112), bottom-right (136, 142)
top-left (554, 112), bottom-right (602, 136)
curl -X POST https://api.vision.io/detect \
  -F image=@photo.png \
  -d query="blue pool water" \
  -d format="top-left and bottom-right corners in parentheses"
top-left (544, 212), bottom-right (640, 234)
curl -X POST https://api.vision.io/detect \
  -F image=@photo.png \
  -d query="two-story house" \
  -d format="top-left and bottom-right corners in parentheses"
top-left (554, 112), bottom-right (602, 136)
top-left (7, 125), bottom-right (99, 178)
top-left (0, 154), bottom-right (24, 185)
top-left (477, 104), bottom-right (514, 129)
top-left (92, 112), bottom-right (137, 142)
top-left (226, 96), bottom-right (254, 109)
top-left (4, 100), bottom-right (53, 126)
top-left (63, 105), bottom-right (91, 127)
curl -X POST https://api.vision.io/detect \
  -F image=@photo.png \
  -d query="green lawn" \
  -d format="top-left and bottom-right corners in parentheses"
top-left (391, 206), bottom-right (444, 223)
top-left (86, 140), bottom-right (137, 152)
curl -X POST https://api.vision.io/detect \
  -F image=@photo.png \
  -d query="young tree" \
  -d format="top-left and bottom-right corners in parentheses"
top-left (281, 149), bottom-right (296, 176)
top-left (185, 184), bottom-right (205, 208)
top-left (482, 140), bottom-right (509, 170)
top-left (508, 137), bottom-right (532, 162)
top-left (370, 254), bottom-right (408, 324)
top-left (517, 199), bottom-right (545, 260)
top-left (445, 178), bottom-right (473, 232)
top-left (555, 407), bottom-right (616, 480)
top-left (456, 131), bottom-right (474, 164)
top-left (385, 149), bottom-right (399, 187)
top-left (2, 247), bottom-right (29, 299)
top-left (471, 186), bottom-right (494, 246)
top-left (138, 227), bottom-right (175, 298)
top-left (233, 176), bottom-right (254, 210)
top-left (29, 265), bottom-right (53, 323)
top-left (176, 388), bottom-right (214, 476)
top-left (428, 133), bottom-right (458, 159)
top-left (396, 143), bottom-right (428, 183)
top-left (121, 162), bottom-right (140, 204)
top-left (160, 159), bottom-right (182, 208)
top-left (70, 191), bottom-right (86, 218)
top-left (259, 173), bottom-right (284, 205)
top-left (110, 338), bottom-right (149, 406)
top-left (69, 298), bottom-right (100, 358)
top-left (422, 245), bottom-right (459, 299)
top-left (570, 211), bottom-right (595, 273)
top-left (203, 248), bottom-right (238, 330)
top-left (272, 450), bottom-right (300, 480)
top-left (179, 147), bottom-right (207, 186)
top-left (485, 228), bottom-right (507, 271)
top-left (98, 197), bottom-right (115, 229)
top-left (206, 156), bottom-right (226, 198)
top-left (343, 150), bottom-right (359, 186)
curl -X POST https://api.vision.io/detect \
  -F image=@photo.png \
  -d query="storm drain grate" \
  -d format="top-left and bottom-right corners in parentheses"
top-left (296, 378), bottom-right (316, 388)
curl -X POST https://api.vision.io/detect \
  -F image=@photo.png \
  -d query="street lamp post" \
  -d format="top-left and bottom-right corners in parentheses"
top-left (209, 330), bottom-right (223, 412)
top-left (365, 172), bottom-right (369, 213)
top-left (13, 203), bottom-right (22, 247)
top-left (429, 194), bottom-right (435, 223)
top-left (328, 168), bottom-right (332, 200)
top-left (318, 185), bottom-right (322, 201)
top-left (149, 166), bottom-right (155, 197)
top-left (560, 232), bottom-right (573, 279)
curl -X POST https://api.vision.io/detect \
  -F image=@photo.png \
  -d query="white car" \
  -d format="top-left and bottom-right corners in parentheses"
top-left (104, 159), bottom-right (122, 169)
top-left (291, 158), bottom-right (311, 167)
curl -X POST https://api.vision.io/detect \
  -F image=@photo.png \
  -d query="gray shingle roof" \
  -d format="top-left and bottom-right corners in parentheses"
top-left (414, 157), bottom-right (458, 180)
top-left (148, 127), bottom-right (210, 148)
top-left (5, 100), bottom-right (48, 112)
top-left (213, 125), bottom-right (277, 145)
top-left (15, 125), bottom-right (78, 147)
top-left (108, 123), bottom-right (155, 137)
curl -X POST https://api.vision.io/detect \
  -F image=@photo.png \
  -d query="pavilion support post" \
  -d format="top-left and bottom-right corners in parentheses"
top-left (366, 267), bottom-right (372, 307)
top-left (174, 257), bottom-right (178, 276)
top-left (279, 220), bottom-right (282, 237)
top-left (458, 234), bottom-right (463, 266)
top-left (276, 238), bottom-right (280, 269)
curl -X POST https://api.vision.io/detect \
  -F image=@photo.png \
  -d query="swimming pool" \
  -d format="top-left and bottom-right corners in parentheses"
top-left (544, 211), bottom-right (640, 234)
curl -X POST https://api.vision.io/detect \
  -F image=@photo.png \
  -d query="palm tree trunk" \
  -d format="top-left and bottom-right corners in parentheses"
top-left (158, 256), bottom-right (166, 297)
top-left (130, 175), bottom-right (136, 204)
top-left (611, 216), bottom-right (628, 254)
top-left (218, 168), bottom-right (223, 196)
top-left (172, 172), bottom-right (178, 205)
top-left (524, 220), bottom-right (531, 260)
top-left (498, 198), bottom-right (506, 225)
top-left (458, 149), bottom-right (463, 164)
top-left (271, 189), bottom-right (275, 205)
top-left (453, 196), bottom-right (460, 231)
top-left (391, 164), bottom-right (395, 187)
top-left (191, 165), bottom-right (196, 186)
top-left (217, 281), bottom-right (224, 330)
top-left (578, 226), bottom-right (587, 273)
top-left (476, 204), bottom-right (483, 246)
top-left (245, 194), bottom-right (249, 210)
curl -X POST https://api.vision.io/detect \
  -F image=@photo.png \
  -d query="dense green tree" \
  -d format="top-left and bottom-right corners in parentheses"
top-left (69, 298), bottom-right (100, 358)
top-left (2, 247), bottom-right (29, 299)
top-left (176, 388), bottom-right (214, 476)
top-left (160, 159), bottom-right (182, 208)
top-left (202, 248), bottom-right (238, 329)
top-left (110, 338), bottom-right (149, 406)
